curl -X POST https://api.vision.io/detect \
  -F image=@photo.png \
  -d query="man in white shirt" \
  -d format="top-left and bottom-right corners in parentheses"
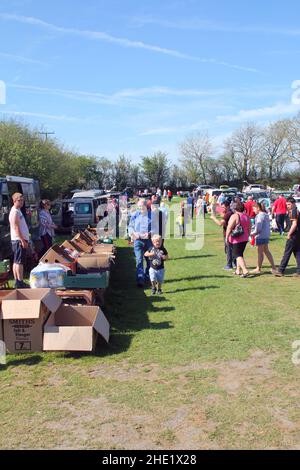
top-left (9, 192), bottom-right (30, 288)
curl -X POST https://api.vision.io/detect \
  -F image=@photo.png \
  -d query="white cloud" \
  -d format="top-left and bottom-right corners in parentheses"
top-left (140, 120), bottom-right (209, 136)
top-left (0, 51), bottom-right (47, 66)
top-left (113, 86), bottom-right (227, 98)
top-left (10, 83), bottom-right (282, 107)
top-left (0, 13), bottom-right (259, 72)
top-left (217, 103), bottom-right (300, 123)
top-left (1, 110), bottom-right (81, 122)
top-left (132, 16), bottom-right (300, 36)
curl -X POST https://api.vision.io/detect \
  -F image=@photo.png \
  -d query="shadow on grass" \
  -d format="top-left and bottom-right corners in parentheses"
top-left (165, 285), bottom-right (219, 294)
top-left (3, 355), bottom-right (43, 369)
top-left (169, 254), bottom-right (216, 261)
top-left (66, 246), bottom-right (174, 359)
top-left (164, 275), bottom-right (228, 284)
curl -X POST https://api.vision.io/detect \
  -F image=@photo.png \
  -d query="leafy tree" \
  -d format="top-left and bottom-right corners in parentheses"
top-left (140, 151), bottom-right (169, 188)
top-left (113, 155), bottom-right (133, 190)
top-left (224, 123), bottom-right (262, 181)
top-left (179, 131), bottom-right (212, 184)
top-left (261, 120), bottom-right (290, 179)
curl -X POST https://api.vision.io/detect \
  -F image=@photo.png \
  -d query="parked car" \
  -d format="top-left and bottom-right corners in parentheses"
top-left (294, 196), bottom-right (300, 212)
top-left (244, 191), bottom-right (271, 210)
top-left (51, 192), bottom-right (124, 235)
top-left (50, 199), bottom-right (74, 233)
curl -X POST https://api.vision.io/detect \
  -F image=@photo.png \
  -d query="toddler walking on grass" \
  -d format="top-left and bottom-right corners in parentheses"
top-left (144, 234), bottom-right (169, 295)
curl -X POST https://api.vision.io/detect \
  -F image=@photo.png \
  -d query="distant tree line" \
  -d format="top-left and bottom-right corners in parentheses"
top-left (1, 115), bottom-right (300, 198)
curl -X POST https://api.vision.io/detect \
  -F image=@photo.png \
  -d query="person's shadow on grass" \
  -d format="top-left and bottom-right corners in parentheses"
top-left (66, 246), bottom-right (174, 359)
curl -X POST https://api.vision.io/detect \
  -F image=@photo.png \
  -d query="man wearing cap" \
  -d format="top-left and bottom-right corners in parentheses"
top-left (276, 197), bottom-right (300, 277)
top-left (9, 192), bottom-right (30, 288)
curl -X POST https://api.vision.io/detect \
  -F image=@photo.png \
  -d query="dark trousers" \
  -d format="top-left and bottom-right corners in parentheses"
top-left (40, 233), bottom-right (53, 257)
top-left (276, 214), bottom-right (285, 234)
top-left (279, 238), bottom-right (300, 274)
top-left (224, 240), bottom-right (236, 268)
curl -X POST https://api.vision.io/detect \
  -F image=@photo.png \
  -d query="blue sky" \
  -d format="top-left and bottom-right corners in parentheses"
top-left (0, 0), bottom-right (300, 162)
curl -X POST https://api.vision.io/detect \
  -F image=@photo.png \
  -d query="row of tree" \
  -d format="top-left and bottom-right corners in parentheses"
top-left (1, 114), bottom-right (300, 198)
top-left (180, 114), bottom-right (300, 185)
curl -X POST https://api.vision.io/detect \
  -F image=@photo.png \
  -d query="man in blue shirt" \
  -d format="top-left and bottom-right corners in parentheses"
top-left (128, 199), bottom-right (152, 287)
top-left (187, 193), bottom-right (195, 219)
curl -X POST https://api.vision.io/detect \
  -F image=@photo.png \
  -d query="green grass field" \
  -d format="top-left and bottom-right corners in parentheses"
top-left (1, 215), bottom-right (300, 449)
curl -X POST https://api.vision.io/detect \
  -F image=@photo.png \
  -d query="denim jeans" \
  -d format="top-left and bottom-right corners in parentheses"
top-left (276, 214), bottom-right (285, 234)
top-left (134, 239), bottom-right (152, 283)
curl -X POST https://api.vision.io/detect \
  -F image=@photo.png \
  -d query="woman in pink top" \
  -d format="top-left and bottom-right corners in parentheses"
top-left (226, 201), bottom-right (251, 277)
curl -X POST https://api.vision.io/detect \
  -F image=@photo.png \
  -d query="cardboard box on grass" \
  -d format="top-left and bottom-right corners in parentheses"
top-left (0, 288), bottom-right (62, 353)
top-left (0, 290), bottom-right (14, 342)
top-left (43, 305), bottom-right (109, 351)
top-left (40, 244), bottom-right (77, 274)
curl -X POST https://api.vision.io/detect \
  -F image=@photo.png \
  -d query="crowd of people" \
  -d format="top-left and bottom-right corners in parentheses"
top-left (8, 187), bottom-right (300, 292)
top-left (211, 194), bottom-right (300, 278)
top-left (128, 189), bottom-right (300, 293)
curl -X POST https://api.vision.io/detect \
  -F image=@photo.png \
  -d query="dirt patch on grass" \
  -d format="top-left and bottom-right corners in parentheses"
top-left (170, 350), bottom-right (277, 395)
top-left (7, 350), bottom-right (299, 450)
top-left (40, 351), bottom-right (277, 449)
top-left (45, 398), bottom-right (219, 450)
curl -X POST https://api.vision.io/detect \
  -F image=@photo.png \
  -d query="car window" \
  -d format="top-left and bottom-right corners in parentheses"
top-left (75, 203), bottom-right (92, 214)
top-left (50, 203), bottom-right (61, 216)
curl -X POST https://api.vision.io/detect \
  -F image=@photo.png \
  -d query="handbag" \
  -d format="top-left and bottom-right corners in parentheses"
top-left (231, 214), bottom-right (244, 238)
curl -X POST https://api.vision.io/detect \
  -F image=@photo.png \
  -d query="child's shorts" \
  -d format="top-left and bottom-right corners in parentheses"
top-left (149, 268), bottom-right (165, 284)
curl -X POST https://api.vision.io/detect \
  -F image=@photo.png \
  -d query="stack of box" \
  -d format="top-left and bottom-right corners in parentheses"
top-left (0, 288), bottom-right (110, 353)
top-left (58, 232), bottom-right (115, 293)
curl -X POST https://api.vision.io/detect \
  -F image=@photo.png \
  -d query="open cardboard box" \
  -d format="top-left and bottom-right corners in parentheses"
top-left (43, 305), bottom-right (109, 351)
top-left (0, 289), bottom-right (62, 353)
top-left (0, 290), bottom-right (14, 342)
top-left (61, 240), bottom-right (85, 254)
top-left (72, 232), bottom-right (93, 246)
top-left (77, 254), bottom-right (111, 273)
top-left (92, 244), bottom-right (115, 255)
top-left (40, 244), bottom-right (77, 274)
top-left (70, 236), bottom-right (93, 253)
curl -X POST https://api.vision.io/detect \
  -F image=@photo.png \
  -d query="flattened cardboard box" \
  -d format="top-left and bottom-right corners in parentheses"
top-left (0, 289), bottom-right (62, 353)
top-left (43, 305), bottom-right (110, 351)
